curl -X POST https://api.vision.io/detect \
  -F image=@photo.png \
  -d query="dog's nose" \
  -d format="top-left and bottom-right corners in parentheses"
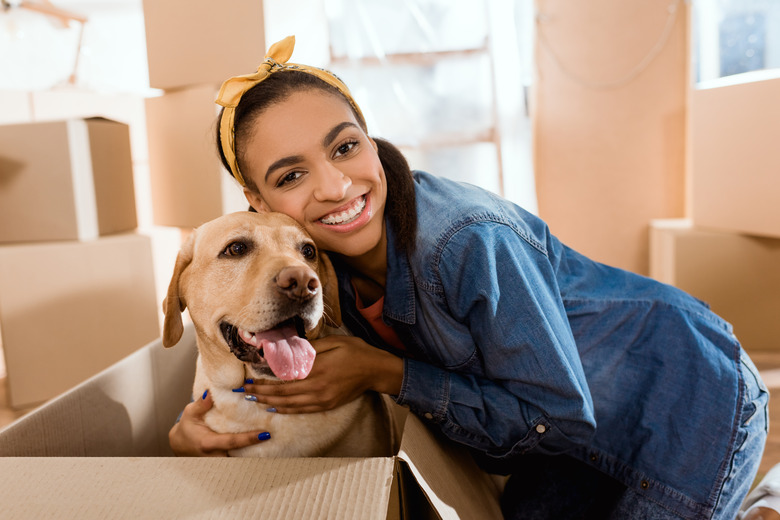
top-left (275, 266), bottom-right (320, 300)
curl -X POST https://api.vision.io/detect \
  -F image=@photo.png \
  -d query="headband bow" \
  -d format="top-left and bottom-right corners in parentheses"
top-left (216, 35), bottom-right (364, 187)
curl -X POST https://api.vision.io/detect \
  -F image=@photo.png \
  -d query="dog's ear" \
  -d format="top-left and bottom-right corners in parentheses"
top-left (162, 231), bottom-right (196, 348)
top-left (318, 251), bottom-right (342, 328)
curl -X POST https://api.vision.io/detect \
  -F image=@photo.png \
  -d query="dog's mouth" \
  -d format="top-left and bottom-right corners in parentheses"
top-left (219, 316), bottom-right (315, 381)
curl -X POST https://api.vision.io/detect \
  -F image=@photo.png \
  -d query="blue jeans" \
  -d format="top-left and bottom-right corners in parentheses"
top-left (501, 353), bottom-right (768, 520)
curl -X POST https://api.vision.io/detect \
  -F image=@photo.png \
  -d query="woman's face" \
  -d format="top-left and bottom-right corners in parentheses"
top-left (240, 89), bottom-right (387, 260)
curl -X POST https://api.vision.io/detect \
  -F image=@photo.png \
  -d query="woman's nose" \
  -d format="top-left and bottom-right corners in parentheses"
top-left (312, 163), bottom-right (351, 201)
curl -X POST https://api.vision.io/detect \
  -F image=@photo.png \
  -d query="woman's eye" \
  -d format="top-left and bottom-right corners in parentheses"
top-left (223, 241), bottom-right (248, 257)
top-left (277, 170), bottom-right (303, 188)
top-left (301, 243), bottom-right (316, 260)
top-left (334, 140), bottom-right (357, 158)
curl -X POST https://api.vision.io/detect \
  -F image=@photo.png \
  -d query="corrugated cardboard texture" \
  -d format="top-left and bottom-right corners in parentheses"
top-left (650, 219), bottom-right (780, 351)
top-left (145, 86), bottom-right (246, 228)
top-left (0, 233), bottom-right (160, 408)
top-left (0, 326), bottom-right (504, 518)
top-left (0, 457), bottom-right (396, 520)
top-left (0, 118), bottom-right (137, 243)
top-left (142, 0), bottom-right (265, 90)
top-left (690, 76), bottom-right (780, 239)
top-left (0, 325), bottom-right (196, 456)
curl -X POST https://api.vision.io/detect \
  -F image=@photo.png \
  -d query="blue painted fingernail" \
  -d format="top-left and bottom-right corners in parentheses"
top-left (266, 407), bottom-right (277, 413)
top-left (201, 389), bottom-right (208, 400)
top-left (244, 395), bottom-right (258, 402)
top-left (244, 378), bottom-right (254, 384)
top-left (258, 432), bottom-right (271, 441)
top-left (232, 387), bottom-right (245, 393)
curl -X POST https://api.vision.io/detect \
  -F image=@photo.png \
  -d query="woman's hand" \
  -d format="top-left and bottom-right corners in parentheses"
top-left (168, 390), bottom-right (271, 456)
top-left (242, 335), bottom-right (404, 414)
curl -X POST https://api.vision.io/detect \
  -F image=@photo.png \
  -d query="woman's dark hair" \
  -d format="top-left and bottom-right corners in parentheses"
top-left (215, 70), bottom-right (417, 253)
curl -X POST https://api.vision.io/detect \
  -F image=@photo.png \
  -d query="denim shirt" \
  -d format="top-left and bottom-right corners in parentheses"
top-left (334, 171), bottom-right (746, 518)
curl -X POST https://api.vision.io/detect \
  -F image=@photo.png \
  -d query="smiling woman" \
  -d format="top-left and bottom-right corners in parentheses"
top-left (168, 35), bottom-right (770, 520)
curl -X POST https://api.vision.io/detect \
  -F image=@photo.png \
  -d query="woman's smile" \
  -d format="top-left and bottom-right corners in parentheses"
top-left (317, 194), bottom-right (371, 230)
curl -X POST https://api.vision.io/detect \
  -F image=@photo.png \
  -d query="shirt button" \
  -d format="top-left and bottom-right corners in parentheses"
top-left (424, 412), bottom-right (433, 420)
top-left (535, 424), bottom-right (546, 434)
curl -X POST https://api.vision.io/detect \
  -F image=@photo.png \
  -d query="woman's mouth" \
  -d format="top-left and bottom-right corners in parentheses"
top-left (319, 195), bottom-right (367, 226)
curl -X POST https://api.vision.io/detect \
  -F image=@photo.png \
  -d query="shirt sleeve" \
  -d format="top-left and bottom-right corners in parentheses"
top-left (394, 220), bottom-right (596, 463)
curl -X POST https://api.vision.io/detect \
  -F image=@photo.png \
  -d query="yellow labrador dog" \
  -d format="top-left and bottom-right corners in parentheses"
top-left (162, 211), bottom-right (392, 457)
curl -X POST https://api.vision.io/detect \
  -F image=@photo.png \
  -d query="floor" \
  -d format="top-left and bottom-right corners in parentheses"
top-left (1, 353), bottom-right (779, 480)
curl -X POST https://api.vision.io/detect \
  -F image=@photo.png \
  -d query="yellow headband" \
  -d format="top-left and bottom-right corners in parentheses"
top-left (216, 35), bottom-right (365, 187)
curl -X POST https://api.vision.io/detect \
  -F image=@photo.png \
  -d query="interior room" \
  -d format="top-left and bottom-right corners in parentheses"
top-left (1, 0), bottom-right (778, 517)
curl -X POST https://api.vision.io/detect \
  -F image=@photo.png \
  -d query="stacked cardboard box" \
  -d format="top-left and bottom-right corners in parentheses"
top-left (0, 117), bottom-right (160, 408)
top-left (0, 326), bottom-right (505, 518)
top-left (141, 0), bottom-right (265, 228)
top-left (649, 74), bottom-right (780, 352)
top-left (650, 219), bottom-right (780, 352)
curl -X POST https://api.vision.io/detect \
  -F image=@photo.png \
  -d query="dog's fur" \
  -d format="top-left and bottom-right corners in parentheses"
top-left (162, 211), bottom-right (392, 457)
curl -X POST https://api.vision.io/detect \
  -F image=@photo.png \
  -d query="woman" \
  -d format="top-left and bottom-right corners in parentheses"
top-left (170, 36), bottom-right (768, 519)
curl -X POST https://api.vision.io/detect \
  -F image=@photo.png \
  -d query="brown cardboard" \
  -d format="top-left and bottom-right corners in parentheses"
top-left (690, 75), bottom-right (780, 239)
top-left (650, 219), bottom-right (780, 351)
top-left (0, 117), bottom-right (137, 243)
top-left (533, 1), bottom-right (688, 275)
top-left (0, 233), bottom-right (160, 408)
top-left (0, 326), bottom-right (503, 519)
top-left (141, 0), bottom-right (265, 91)
top-left (145, 86), bottom-right (247, 228)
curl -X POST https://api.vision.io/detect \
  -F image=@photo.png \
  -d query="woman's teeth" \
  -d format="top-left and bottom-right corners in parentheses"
top-left (320, 196), bottom-right (366, 225)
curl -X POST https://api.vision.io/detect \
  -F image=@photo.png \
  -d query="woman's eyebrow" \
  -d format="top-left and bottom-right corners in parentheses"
top-left (322, 122), bottom-right (359, 147)
top-left (265, 155), bottom-right (305, 182)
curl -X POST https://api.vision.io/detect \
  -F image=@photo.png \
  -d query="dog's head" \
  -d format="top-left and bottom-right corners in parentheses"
top-left (162, 211), bottom-right (341, 381)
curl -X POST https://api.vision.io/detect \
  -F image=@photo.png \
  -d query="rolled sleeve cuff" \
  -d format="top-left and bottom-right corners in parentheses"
top-left (395, 358), bottom-right (449, 422)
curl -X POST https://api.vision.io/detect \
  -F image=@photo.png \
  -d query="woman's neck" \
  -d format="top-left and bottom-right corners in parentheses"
top-left (340, 228), bottom-right (388, 306)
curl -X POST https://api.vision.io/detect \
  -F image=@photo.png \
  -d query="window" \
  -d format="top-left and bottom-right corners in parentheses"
top-left (693, 0), bottom-right (780, 84)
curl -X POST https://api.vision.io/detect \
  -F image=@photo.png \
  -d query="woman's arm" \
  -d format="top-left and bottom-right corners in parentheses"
top-left (242, 335), bottom-right (403, 413)
top-left (395, 221), bottom-right (596, 462)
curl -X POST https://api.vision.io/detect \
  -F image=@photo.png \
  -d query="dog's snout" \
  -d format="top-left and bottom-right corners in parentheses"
top-left (276, 266), bottom-right (320, 300)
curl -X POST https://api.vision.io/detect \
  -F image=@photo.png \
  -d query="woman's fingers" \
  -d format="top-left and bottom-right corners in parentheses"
top-left (169, 390), bottom-right (272, 456)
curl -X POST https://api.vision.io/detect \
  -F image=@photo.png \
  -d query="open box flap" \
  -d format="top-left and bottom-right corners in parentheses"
top-left (397, 412), bottom-right (504, 519)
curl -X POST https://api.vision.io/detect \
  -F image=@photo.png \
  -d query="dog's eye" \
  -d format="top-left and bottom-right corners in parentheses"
top-left (223, 241), bottom-right (248, 257)
top-left (301, 243), bottom-right (316, 260)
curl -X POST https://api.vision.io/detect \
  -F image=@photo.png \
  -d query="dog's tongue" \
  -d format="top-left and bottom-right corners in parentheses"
top-left (255, 323), bottom-right (315, 380)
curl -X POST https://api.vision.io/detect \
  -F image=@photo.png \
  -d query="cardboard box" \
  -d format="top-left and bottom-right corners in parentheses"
top-left (0, 325), bottom-right (504, 519)
top-left (141, 0), bottom-right (265, 91)
top-left (0, 117), bottom-right (137, 244)
top-left (0, 90), bottom-right (33, 125)
top-left (650, 219), bottom-right (780, 351)
top-left (690, 75), bottom-right (780, 238)
top-left (145, 86), bottom-right (247, 228)
top-left (0, 233), bottom-right (160, 408)
top-left (31, 88), bottom-right (150, 164)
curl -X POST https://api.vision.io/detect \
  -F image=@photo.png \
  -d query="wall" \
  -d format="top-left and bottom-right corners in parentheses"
top-left (533, 0), bottom-right (688, 275)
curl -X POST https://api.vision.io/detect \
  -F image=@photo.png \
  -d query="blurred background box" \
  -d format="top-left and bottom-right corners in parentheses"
top-left (145, 85), bottom-right (246, 228)
top-left (0, 91), bottom-right (33, 125)
top-left (0, 233), bottom-right (160, 408)
top-left (141, 0), bottom-right (265, 91)
top-left (650, 219), bottom-right (780, 352)
top-left (0, 117), bottom-right (137, 244)
top-left (690, 75), bottom-right (780, 239)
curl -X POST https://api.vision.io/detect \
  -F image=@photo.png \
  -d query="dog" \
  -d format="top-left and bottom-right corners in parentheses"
top-left (162, 211), bottom-right (393, 457)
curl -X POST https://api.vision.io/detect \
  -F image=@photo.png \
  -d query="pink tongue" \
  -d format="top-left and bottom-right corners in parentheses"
top-left (255, 323), bottom-right (316, 380)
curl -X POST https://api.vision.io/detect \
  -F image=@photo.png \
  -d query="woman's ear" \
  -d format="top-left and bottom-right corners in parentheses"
top-left (369, 137), bottom-right (378, 152)
top-left (244, 188), bottom-right (270, 213)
